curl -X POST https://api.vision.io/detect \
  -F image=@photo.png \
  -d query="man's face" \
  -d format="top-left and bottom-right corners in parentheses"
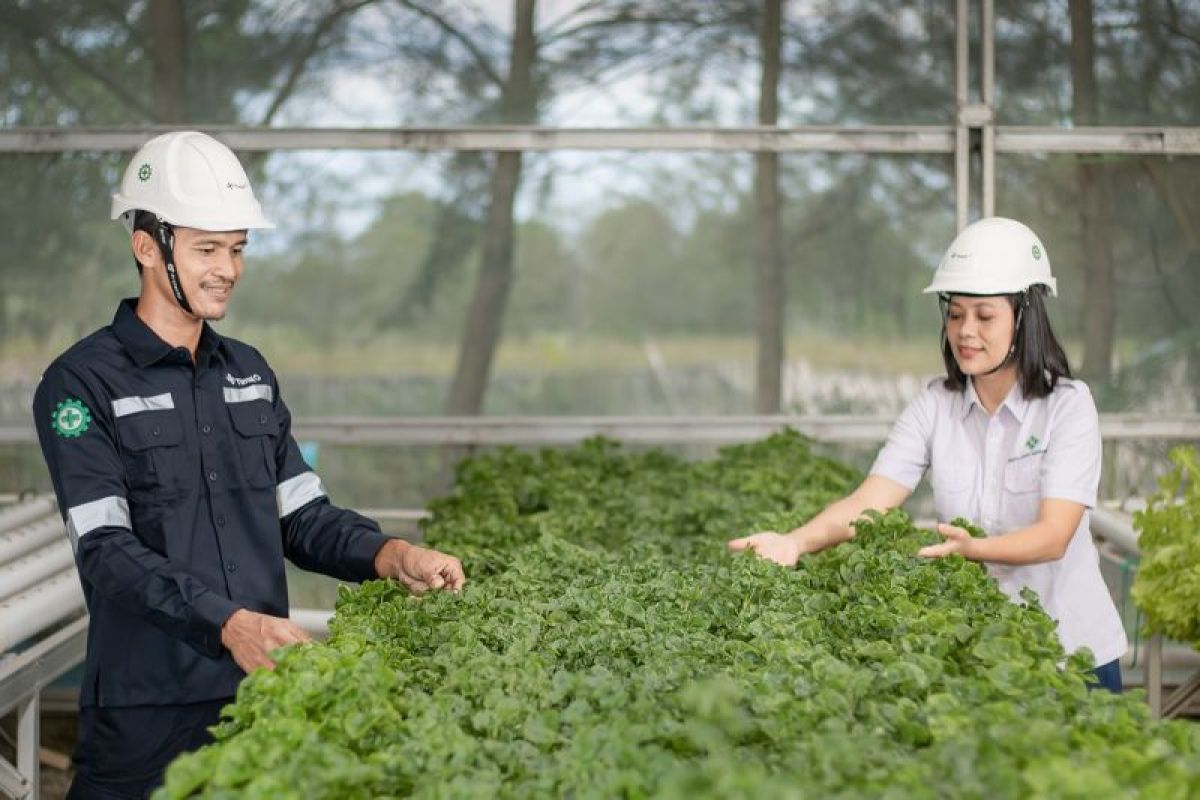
top-left (139, 227), bottom-right (247, 321)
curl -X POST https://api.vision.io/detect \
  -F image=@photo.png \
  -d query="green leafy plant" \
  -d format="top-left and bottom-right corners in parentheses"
top-left (1132, 445), bottom-right (1200, 646)
top-left (157, 432), bottom-right (1200, 799)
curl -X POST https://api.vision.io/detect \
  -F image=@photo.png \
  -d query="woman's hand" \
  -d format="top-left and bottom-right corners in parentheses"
top-left (917, 523), bottom-right (980, 560)
top-left (727, 531), bottom-right (804, 567)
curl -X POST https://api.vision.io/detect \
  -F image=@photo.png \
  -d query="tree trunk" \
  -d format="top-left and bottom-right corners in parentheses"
top-left (753, 0), bottom-right (785, 413)
top-left (444, 0), bottom-right (537, 415)
top-left (1069, 0), bottom-right (1115, 384)
top-left (149, 0), bottom-right (188, 122)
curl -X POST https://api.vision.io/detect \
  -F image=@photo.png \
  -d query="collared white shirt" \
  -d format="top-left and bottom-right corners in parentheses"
top-left (870, 377), bottom-right (1128, 666)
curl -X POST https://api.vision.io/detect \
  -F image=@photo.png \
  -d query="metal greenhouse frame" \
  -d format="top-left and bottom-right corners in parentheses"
top-left (3, 1), bottom-right (1200, 796)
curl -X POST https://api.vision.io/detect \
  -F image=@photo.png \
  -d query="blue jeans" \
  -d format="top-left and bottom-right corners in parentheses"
top-left (1089, 658), bottom-right (1122, 694)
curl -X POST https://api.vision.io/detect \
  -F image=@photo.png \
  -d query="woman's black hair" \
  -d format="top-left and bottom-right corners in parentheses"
top-left (940, 284), bottom-right (1071, 398)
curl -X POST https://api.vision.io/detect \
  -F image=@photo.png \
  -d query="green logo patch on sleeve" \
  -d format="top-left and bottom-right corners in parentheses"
top-left (52, 398), bottom-right (91, 438)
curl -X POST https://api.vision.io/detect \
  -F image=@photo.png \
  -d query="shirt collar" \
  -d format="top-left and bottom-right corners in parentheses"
top-left (111, 298), bottom-right (226, 369)
top-left (1002, 381), bottom-right (1029, 423)
top-left (961, 378), bottom-right (1028, 423)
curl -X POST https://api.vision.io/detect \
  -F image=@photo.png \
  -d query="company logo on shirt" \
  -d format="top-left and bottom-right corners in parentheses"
top-left (52, 398), bottom-right (91, 438)
top-left (1024, 435), bottom-right (1040, 451)
top-left (226, 373), bottom-right (262, 387)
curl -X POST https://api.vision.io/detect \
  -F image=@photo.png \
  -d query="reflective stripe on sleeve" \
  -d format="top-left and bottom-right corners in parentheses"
top-left (277, 471), bottom-right (326, 518)
top-left (223, 385), bottom-right (273, 404)
top-left (66, 496), bottom-right (131, 549)
top-left (112, 392), bottom-right (175, 417)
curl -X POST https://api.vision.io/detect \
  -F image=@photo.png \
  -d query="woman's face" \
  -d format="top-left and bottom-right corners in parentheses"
top-left (945, 295), bottom-right (1016, 376)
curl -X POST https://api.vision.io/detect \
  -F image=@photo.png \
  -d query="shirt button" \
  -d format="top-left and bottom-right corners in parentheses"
top-left (208, 470), bottom-right (218, 482)
top-left (151, 427), bottom-right (161, 437)
top-left (226, 562), bottom-right (238, 573)
top-left (216, 514), bottom-right (226, 526)
top-left (258, 414), bottom-right (268, 425)
top-left (201, 424), bottom-right (212, 435)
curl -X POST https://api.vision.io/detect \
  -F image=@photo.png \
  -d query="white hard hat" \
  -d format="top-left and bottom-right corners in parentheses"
top-left (923, 216), bottom-right (1056, 297)
top-left (111, 131), bottom-right (274, 232)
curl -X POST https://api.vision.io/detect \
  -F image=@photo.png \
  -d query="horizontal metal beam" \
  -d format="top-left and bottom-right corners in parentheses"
top-left (0, 615), bottom-right (88, 717)
top-left (289, 415), bottom-right (896, 444)
top-left (2, 414), bottom-right (1198, 447)
top-left (0, 125), bottom-right (957, 154)
top-left (2, 125), bottom-right (1199, 155)
top-left (292, 414), bottom-right (1200, 445)
top-left (997, 126), bottom-right (1200, 155)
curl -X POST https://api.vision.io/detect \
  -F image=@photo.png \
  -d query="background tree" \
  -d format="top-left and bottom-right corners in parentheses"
top-left (754, 0), bottom-right (786, 413)
top-left (1070, 0), bottom-right (1117, 384)
top-left (377, 0), bottom-right (726, 414)
top-left (0, 0), bottom-right (377, 342)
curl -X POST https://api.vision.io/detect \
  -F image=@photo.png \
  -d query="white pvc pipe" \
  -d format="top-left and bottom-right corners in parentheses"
top-left (0, 497), bottom-right (57, 535)
top-left (1091, 507), bottom-right (1139, 556)
top-left (0, 517), bottom-right (64, 566)
top-left (0, 540), bottom-right (74, 602)
top-left (0, 569), bottom-right (85, 653)
top-left (290, 608), bottom-right (333, 638)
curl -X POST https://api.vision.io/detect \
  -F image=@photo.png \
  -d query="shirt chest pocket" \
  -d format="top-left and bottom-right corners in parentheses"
top-left (930, 462), bottom-right (972, 522)
top-left (116, 412), bottom-right (185, 499)
top-left (227, 401), bottom-right (279, 489)
top-left (1002, 452), bottom-right (1043, 527)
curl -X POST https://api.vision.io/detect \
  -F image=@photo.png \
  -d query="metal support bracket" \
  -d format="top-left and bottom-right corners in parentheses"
top-left (0, 616), bottom-right (89, 800)
top-left (1146, 633), bottom-right (1200, 720)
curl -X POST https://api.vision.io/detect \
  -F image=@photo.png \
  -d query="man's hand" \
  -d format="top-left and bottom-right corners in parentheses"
top-left (220, 609), bottom-right (311, 673)
top-left (916, 523), bottom-right (980, 560)
top-left (374, 539), bottom-right (466, 594)
top-left (727, 531), bottom-right (804, 567)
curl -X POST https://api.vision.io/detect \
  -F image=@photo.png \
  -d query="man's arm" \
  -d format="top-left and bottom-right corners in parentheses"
top-left (268, 374), bottom-right (464, 590)
top-left (34, 363), bottom-right (239, 658)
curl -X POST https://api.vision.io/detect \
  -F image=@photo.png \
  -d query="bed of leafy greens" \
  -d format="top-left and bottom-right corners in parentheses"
top-left (1132, 445), bottom-right (1200, 648)
top-left (158, 432), bottom-right (1200, 799)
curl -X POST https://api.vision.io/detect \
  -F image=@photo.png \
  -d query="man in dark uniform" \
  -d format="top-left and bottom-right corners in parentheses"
top-left (33, 131), bottom-right (466, 798)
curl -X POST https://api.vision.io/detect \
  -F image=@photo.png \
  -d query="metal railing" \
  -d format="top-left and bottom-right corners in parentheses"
top-left (2, 413), bottom-right (1198, 446)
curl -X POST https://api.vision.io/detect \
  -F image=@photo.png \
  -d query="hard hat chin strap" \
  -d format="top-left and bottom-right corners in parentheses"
top-left (153, 218), bottom-right (195, 315)
top-left (938, 291), bottom-right (1026, 377)
top-left (979, 293), bottom-right (1026, 377)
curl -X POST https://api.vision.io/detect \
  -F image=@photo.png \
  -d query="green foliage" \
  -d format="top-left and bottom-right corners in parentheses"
top-left (1132, 446), bottom-right (1200, 646)
top-left (158, 432), bottom-right (1200, 798)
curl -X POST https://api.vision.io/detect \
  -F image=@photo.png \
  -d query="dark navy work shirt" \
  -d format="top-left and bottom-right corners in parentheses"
top-left (33, 299), bottom-right (389, 707)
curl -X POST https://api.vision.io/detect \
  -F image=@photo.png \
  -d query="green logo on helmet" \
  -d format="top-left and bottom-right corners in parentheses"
top-left (1031, 245), bottom-right (1041, 261)
top-left (52, 398), bottom-right (91, 438)
top-left (137, 163), bottom-right (152, 181)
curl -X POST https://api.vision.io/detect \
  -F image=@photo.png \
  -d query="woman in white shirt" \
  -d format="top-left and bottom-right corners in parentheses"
top-left (729, 216), bottom-right (1128, 692)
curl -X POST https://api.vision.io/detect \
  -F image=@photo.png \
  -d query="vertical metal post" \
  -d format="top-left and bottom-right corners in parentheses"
top-left (955, 0), bottom-right (970, 230)
top-left (1147, 633), bottom-right (1163, 719)
top-left (17, 692), bottom-right (40, 800)
top-left (981, 0), bottom-right (995, 217)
